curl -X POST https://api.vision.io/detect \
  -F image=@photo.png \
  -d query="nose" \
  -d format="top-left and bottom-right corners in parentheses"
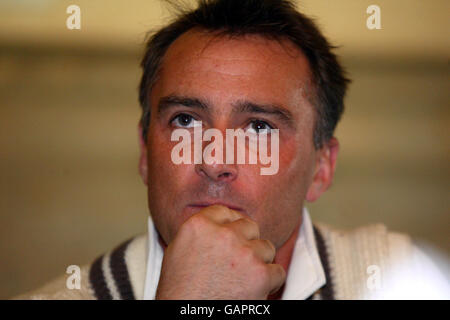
top-left (194, 126), bottom-right (239, 182)
top-left (195, 162), bottom-right (238, 182)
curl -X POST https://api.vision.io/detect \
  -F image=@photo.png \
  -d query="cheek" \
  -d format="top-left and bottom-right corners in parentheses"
top-left (147, 129), bottom-right (194, 195)
top-left (279, 134), bottom-right (310, 181)
top-left (237, 136), bottom-right (306, 204)
top-left (260, 135), bottom-right (315, 208)
top-left (148, 133), bottom-right (171, 177)
top-left (284, 122), bottom-right (317, 180)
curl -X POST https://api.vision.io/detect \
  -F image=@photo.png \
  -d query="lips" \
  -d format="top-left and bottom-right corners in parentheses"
top-left (188, 201), bottom-right (243, 212)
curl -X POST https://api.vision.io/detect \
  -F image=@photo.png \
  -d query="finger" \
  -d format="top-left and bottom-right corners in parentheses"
top-left (226, 218), bottom-right (260, 240)
top-left (200, 204), bottom-right (244, 224)
top-left (267, 263), bottom-right (286, 295)
top-left (247, 239), bottom-right (275, 263)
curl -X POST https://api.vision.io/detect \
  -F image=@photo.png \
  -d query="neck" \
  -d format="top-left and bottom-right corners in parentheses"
top-left (267, 219), bottom-right (302, 300)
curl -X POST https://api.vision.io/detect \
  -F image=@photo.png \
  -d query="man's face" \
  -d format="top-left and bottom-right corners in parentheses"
top-left (141, 30), bottom-right (326, 249)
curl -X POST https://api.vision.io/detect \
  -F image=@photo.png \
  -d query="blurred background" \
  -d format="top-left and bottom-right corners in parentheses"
top-left (0, 0), bottom-right (449, 299)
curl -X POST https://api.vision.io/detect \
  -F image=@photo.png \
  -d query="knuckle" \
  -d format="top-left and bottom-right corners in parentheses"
top-left (184, 213), bottom-right (208, 232)
top-left (206, 204), bottom-right (235, 219)
top-left (244, 218), bottom-right (260, 236)
top-left (209, 204), bottom-right (229, 214)
top-left (275, 264), bottom-right (287, 284)
top-left (273, 264), bottom-right (286, 284)
top-left (263, 239), bottom-right (276, 254)
top-left (241, 216), bottom-right (254, 225)
top-left (279, 265), bottom-right (287, 280)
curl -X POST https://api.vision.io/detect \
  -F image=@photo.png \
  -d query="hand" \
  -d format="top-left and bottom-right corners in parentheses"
top-left (155, 205), bottom-right (286, 299)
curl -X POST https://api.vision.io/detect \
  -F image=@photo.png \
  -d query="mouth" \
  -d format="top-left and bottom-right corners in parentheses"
top-left (187, 201), bottom-right (244, 213)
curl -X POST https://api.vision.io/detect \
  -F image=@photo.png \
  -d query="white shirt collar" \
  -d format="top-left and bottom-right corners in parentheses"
top-left (143, 214), bottom-right (164, 300)
top-left (280, 207), bottom-right (326, 299)
top-left (143, 207), bottom-right (325, 300)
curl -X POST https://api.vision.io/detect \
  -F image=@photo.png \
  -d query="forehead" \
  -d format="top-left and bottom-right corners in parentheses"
top-left (152, 29), bottom-right (314, 117)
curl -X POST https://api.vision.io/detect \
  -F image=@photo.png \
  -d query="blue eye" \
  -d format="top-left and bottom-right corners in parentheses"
top-left (245, 120), bottom-right (274, 134)
top-left (171, 114), bottom-right (201, 128)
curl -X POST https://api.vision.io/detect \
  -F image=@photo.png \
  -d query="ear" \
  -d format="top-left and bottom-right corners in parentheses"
top-left (305, 137), bottom-right (339, 202)
top-left (138, 123), bottom-right (148, 186)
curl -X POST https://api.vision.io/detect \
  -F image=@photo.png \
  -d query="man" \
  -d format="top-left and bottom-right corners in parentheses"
top-left (15, 0), bottom-right (448, 300)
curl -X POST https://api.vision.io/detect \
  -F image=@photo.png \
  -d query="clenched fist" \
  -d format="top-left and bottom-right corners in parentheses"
top-left (155, 205), bottom-right (286, 299)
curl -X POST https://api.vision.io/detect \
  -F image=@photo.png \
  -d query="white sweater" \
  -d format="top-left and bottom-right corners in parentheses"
top-left (13, 217), bottom-right (449, 300)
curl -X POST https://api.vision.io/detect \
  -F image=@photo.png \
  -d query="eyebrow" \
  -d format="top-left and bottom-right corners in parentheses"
top-left (232, 100), bottom-right (295, 128)
top-left (157, 95), bottom-right (209, 115)
top-left (157, 94), bottom-right (295, 128)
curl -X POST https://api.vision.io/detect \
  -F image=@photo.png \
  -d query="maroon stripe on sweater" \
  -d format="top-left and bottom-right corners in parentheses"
top-left (109, 238), bottom-right (136, 300)
top-left (89, 255), bottom-right (113, 300)
top-left (313, 225), bottom-right (335, 300)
